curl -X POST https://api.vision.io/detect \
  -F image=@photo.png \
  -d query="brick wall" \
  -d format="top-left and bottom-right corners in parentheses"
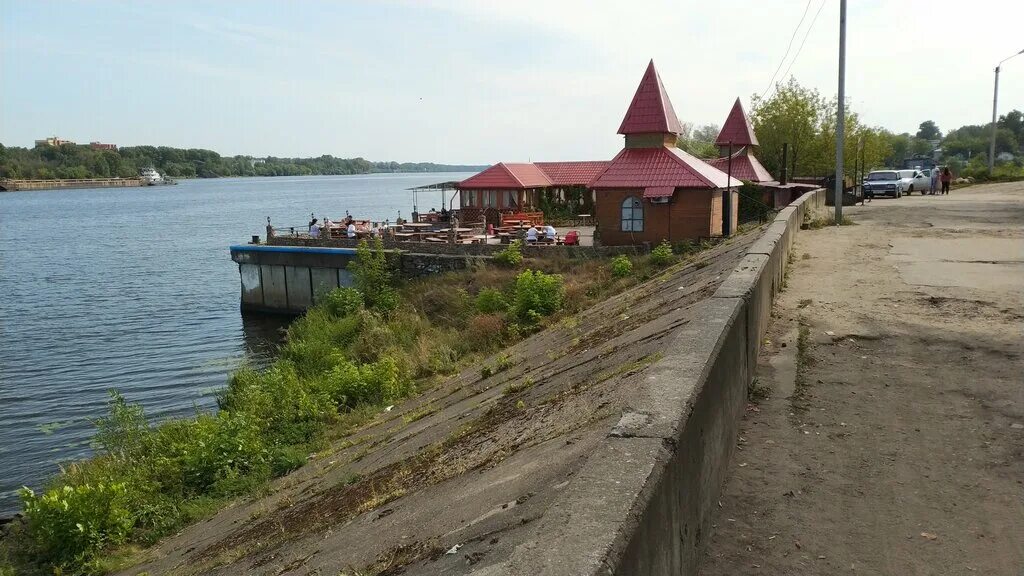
top-left (595, 188), bottom-right (722, 246)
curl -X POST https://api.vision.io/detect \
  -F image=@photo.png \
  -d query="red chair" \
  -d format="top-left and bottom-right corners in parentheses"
top-left (563, 230), bottom-right (580, 246)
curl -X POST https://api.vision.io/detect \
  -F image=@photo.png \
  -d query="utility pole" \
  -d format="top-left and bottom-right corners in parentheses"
top-left (990, 49), bottom-right (1024, 175)
top-left (835, 0), bottom-right (847, 224)
top-left (724, 141), bottom-right (733, 237)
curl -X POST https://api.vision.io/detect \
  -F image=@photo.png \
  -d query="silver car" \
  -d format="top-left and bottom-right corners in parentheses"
top-left (898, 169), bottom-right (931, 195)
top-left (863, 170), bottom-right (903, 198)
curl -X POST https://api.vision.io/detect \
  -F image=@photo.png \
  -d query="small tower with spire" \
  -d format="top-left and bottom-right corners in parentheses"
top-left (708, 98), bottom-right (773, 182)
top-left (617, 59), bottom-right (683, 149)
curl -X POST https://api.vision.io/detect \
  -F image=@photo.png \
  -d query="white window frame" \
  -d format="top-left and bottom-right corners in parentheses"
top-left (621, 196), bottom-right (644, 232)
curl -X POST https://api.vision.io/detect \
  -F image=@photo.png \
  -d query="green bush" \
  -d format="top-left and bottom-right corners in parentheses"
top-left (493, 240), bottom-right (523, 268)
top-left (475, 288), bottom-right (509, 314)
top-left (511, 269), bottom-right (564, 326)
top-left (320, 287), bottom-right (363, 317)
top-left (348, 238), bottom-right (398, 312)
top-left (20, 482), bottom-right (134, 573)
top-left (609, 255), bottom-right (633, 278)
top-left (649, 241), bottom-right (674, 267)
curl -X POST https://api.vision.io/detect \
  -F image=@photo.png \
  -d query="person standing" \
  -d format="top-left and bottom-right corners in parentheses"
top-left (929, 167), bottom-right (939, 195)
top-left (308, 218), bottom-right (321, 239)
top-left (940, 167), bottom-right (952, 195)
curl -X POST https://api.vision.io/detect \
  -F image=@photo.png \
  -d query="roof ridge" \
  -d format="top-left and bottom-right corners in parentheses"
top-left (497, 162), bottom-right (526, 188)
top-left (665, 147), bottom-right (719, 188)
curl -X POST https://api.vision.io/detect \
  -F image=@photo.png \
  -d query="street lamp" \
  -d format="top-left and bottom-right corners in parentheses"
top-left (989, 49), bottom-right (1024, 175)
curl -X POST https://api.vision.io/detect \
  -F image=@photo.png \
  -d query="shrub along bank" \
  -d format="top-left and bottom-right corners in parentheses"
top-left (1, 238), bottom-right (697, 575)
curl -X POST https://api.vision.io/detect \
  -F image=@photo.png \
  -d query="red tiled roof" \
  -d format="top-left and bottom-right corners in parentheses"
top-left (708, 147), bottom-right (774, 182)
top-left (534, 161), bottom-right (610, 186)
top-left (617, 60), bottom-right (683, 136)
top-left (590, 146), bottom-right (734, 189)
top-left (715, 98), bottom-right (759, 146)
top-left (457, 162), bottom-right (552, 190)
top-left (642, 186), bottom-right (675, 198)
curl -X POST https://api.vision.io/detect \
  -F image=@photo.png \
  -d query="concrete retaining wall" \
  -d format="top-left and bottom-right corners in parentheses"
top-left (505, 188), bottom-right (826, 575)
top-left (230, 245), bottom-right (488, 314)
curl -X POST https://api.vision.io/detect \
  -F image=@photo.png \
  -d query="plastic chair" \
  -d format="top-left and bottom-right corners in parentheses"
top-left (563, 230), bottom-right (580, 246)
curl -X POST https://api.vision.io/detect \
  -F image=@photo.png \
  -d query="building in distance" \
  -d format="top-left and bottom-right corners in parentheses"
top-left (34, 136), bottom-right (76, 147)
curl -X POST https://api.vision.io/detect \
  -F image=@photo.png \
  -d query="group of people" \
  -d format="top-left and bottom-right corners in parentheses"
top-left (929, 167), bottom-right (953, 195)
top-left (308, 213), bottom-right (358, 239)
top-left (525, 224), bottom-right (558, 243)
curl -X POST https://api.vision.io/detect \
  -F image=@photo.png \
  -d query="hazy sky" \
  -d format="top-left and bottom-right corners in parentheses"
top-left (2, 0), bottom-right (1022, 164)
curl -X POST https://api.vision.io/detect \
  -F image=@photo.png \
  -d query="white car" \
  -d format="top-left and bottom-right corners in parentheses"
top-left (897, 169), bottom-right (931, 195)
top-left (863, 170), bottom-right (904, 198)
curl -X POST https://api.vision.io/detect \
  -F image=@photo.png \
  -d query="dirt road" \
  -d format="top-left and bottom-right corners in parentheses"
top-left (701, 182), bottom-right (1024, 575)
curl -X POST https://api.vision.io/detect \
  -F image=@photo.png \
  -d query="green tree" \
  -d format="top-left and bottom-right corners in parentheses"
top-left (751, 78), bottom-right (825, 177)
top-left (916, 120), bottom-right (941, 140)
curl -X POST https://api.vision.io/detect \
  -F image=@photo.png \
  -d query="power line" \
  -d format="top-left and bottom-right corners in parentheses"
top-left (778, 0), bottom-right (827, 87)
top-left (759, 0), bottom-right (816, 101)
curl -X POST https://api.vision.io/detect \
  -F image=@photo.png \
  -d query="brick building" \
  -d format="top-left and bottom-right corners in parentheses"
top-left (590, 61), bottom-right (737, 245)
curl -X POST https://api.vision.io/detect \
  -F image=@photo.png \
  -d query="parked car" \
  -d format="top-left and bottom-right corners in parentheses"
top-left (897, 169), bottom-right (931, 195)
top-left (863, 170), bottom-right (904, 198)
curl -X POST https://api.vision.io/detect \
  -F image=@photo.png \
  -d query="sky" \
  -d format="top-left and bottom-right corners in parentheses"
top-left (1, 0), bottom-right (1022, 165)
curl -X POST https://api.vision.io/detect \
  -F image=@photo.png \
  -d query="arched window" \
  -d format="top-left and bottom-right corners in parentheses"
top-left (621, 196), bottom-right (643, 232)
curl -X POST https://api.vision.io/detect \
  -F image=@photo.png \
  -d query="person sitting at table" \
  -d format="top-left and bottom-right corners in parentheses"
top-left (347, 222), bottom-right (356, 238)
top-left (525, 225), bottom-right (539, 243)
top-left (544, 224), bottom-right (557, 241)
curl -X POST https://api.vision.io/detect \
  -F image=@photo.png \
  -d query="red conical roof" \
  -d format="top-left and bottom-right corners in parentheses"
top-left (715, 98), bottom-right (759, 146)
top-left (617, 60), bottom-right (683, 136)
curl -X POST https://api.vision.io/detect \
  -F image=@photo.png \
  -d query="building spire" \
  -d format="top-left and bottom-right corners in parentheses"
top-left (715, 97), bottom-right (759, 147)
top-left (617, 60), bottom-right (683, 137)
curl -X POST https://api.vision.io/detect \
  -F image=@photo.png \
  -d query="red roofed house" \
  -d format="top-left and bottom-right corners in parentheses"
top-left (591, 60), bottom-right (739, 245)
top-left (456, 161), bottom-right (608, 225)
top-left (707, 98), bottom-right (773, 183)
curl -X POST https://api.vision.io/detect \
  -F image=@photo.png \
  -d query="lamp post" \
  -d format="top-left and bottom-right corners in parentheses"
top-left (989, 49), bottom-right (1024, 175)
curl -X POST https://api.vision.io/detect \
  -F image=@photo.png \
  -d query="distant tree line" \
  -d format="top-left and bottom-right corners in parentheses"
top-left (0, 143), bottom-right (485, 180)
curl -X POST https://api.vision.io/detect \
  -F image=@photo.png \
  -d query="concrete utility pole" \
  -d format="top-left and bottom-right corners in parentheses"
top-left (835, 0), bottom-right (847, 224)
top-left (989, 49), bottom-right (1024, 175)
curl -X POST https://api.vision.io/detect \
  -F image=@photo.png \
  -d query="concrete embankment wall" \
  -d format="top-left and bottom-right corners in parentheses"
top-left (230, 245), bottom-right (488, 314)
top-left (505, 188), bottom-right (826, 575)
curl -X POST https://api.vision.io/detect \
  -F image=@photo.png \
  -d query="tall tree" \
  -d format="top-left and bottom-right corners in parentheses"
top-left (916, 120), bottom-right (941, 140)
top-left (751, 78), bottom-right (825, 177)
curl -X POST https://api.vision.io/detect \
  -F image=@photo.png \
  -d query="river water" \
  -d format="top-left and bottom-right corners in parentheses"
top-left (0, 173), bottom-right (472, 515)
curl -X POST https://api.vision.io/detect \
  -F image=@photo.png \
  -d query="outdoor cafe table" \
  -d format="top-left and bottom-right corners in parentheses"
top-left (438, 227), bottom-right (473, 234)
top-left (401, 223), bottom-right (434, 230)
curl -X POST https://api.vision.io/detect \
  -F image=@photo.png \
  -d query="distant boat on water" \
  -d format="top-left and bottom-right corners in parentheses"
top-left (140, 167), bottom-right (175, 186)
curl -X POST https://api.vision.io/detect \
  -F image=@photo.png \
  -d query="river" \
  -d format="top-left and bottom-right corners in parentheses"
top-left (0, 172), bottom-right (473, 515)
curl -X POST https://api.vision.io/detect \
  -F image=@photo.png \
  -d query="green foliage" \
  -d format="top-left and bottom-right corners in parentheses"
top-left (349, 238), bottom-right (398, 312)
top-left (675, 122), bottom-right (720, 158)
top-left (511, 270), bottom-right (564, 326)
top-left (20, 482), bottom-right (134, 574)
top-left (649, 241), bottom-right (674, 267)
top-left (475, 288), bottom-right (509, 314)
top-left (320, 287), bottom-right (364, 317)
top-left (493, 240), bottom-right (524, 268)
top-left (609, 255), bottom-right (633, 278)
top-left (916, 120), bottom-right (941, 140)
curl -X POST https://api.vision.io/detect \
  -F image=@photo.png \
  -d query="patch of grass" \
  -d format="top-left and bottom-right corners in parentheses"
top-left (802, 214), bottom-right (855, 230)
top-left (748, 377), bottom-right (772, 403)
top-left (609, 254), bottom-right (633, 278)
top-left (503, 376), bottom-right (535, 395)
top-left (402, 403), bottom-right (438, 424)
top-left (792, 317), bottom-right (815, 413)
top-left (495, 352), bottom-right (515, 372)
